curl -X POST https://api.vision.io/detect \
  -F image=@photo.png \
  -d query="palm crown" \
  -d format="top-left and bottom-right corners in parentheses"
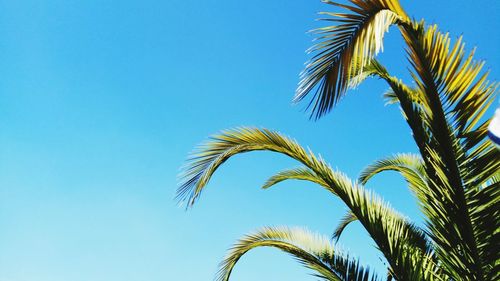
top-left (177, 0), bottom-right (499, 280)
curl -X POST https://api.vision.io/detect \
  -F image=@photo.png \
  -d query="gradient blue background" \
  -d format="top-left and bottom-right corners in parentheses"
top-left (0, 1), bottom-right (498, 280)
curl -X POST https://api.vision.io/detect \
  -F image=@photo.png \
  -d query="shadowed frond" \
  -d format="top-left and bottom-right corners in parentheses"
top-left (217, 226), bottom-right (380, 281)
top-left (399, 21), bottom-right (499, 280)
top-left (466, 177), bottom-right (500, 281)
top-left (295, 0), bottom-right (408, 119)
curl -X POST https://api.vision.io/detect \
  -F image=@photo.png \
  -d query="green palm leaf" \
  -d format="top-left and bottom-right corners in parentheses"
top-left (359, 153), bottom-right (428, 205)
top-left (176, 127), bottom-right (323, 207)
top-left (295, 0), bottom-right (408, 119)
top-left (217, 226), bottom-right (379, 281)
top-left (262, 166), bottom-right (331, 191)
top-left (332, 211), bottom-right (357, 241)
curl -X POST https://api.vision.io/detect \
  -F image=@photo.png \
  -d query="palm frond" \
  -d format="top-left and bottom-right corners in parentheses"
top-left (463, 141), bottom-right (500, 188)
top-left (347, 59), bottom-right (388, 89)
top-left (177, 127), bottom-right (319, 206)
top-left (359, 153), bottom-right (428, 203)
top-left (332, 211), bottom-right (357, 241)
top-left (217, 226), bottom-right (379, 281)
top-left (466, 178), bottom-right (500, 281)
top-left (382, 89), bottom-right (398, 105)
top-left (330, 174), bottom-right (433, 280)
top-left (262, 166), bottom-right (331, 191)
top-left (295, 0), bottom-right (408, 119)
top-left (400, 21), bottom-right (499, 280)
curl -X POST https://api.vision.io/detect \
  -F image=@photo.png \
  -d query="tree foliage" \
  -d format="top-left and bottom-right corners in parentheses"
top-left (177, 1), bottom-right (499, 280)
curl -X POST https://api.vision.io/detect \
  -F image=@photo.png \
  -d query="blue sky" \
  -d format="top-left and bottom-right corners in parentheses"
top-left (0, 1), bottom-right (498, 280)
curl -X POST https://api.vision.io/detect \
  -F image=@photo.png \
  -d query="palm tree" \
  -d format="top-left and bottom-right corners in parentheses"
top-left (177, 0), bottom-right (499, 280)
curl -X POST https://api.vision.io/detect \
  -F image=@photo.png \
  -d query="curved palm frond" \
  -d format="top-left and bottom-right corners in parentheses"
top-left (332, 211), bottom-right (357, 241)
top-left (359, 153), bottom-right (425, 184)
top-left (176, 127), bottom-right (325, 207)
top-left (262, 166), bottom-right (331, 191)
top-left (217, 226), bottom-right (379, 281)
top-left (295, 0), bottom-right (408, 119)
top-left (359, 153), bottom-right (429, 204)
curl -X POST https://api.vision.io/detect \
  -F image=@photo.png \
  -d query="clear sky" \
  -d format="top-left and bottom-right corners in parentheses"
top-left (0, 1), bottom-right (498, 281)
